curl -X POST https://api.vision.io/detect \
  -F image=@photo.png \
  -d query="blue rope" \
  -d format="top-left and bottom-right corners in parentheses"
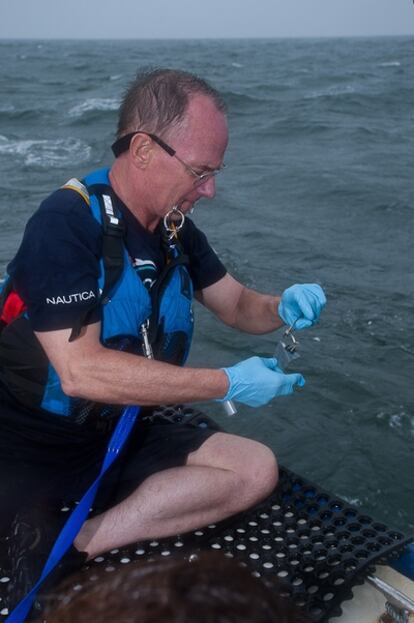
top-left (6, 405), bottom-right (140, 623)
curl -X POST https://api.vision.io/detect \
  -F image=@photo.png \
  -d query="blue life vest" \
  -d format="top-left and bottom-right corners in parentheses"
top-left (0, 168), bottom-right (194, 420)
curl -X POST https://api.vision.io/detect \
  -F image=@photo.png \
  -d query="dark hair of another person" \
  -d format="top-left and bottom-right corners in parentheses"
top-left (116, 68), bottom-right (227, 139)
top-left (38, 553), bottom-right (311, 623)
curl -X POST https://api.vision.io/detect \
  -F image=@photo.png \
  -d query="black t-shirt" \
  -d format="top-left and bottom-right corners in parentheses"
top-left (0, 186), bottom-right (226, 460)
top-left (8, 187), bottom-right (227, 332)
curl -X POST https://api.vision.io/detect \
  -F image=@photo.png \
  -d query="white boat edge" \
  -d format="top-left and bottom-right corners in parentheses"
top-left (331, 563), bottom-right (414, 622)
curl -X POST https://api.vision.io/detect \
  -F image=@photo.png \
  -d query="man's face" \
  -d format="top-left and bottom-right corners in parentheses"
top-left (148, 94), bottom-right (228, 219)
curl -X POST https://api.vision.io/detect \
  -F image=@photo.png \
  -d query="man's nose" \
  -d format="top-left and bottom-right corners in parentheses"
top-left (197, 176), bottom-right (216, 199)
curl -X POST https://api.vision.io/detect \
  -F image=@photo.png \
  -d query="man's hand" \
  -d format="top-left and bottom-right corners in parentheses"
top-left (218, 356), bottom-right (305, 407)
top-left (278, 283), bottom-right (326, 330)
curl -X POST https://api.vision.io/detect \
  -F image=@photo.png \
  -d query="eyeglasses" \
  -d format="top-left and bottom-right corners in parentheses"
top-left (111, 131), bottom-right (225, 186)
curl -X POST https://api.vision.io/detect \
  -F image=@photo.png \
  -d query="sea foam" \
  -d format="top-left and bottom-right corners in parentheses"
top-left (69, 98), bottom-right (120, 118)
top-left (0, 135), bottom-right (91, 168)
top-left (379, 61), bottom-right (401, 67)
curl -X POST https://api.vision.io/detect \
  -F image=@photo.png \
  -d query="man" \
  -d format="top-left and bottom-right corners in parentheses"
top-left (0, 69), bottom-right (325, 610)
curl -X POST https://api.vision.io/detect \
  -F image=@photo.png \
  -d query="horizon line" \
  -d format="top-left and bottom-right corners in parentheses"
top-left (1, 33), bottom-right (413, 42)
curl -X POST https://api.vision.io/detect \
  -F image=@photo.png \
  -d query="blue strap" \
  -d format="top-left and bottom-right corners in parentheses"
top-left (6, 405), bottom-right (140, 623)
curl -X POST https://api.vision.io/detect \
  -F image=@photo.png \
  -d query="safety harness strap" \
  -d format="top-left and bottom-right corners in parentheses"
top-left (92, 185), bottom-right (126, 305)
top-left (147, 254), bottom-right (189, 344)
top-left (69, 183), bottom-right (125, 342)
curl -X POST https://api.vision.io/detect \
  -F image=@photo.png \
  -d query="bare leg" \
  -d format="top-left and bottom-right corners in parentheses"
top-left (74, 432), bottom-right (278, 559)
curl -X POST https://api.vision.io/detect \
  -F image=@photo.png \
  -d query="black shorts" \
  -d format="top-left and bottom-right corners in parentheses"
top-left (90, 413), bottom-right (219, 511)
top-left (0, 403), bottom-right (220, 535)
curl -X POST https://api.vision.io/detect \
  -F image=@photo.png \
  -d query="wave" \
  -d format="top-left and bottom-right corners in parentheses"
top-left (379, 61), bottom-right (401, 67)
top-left (0, 135), bottom-right (91, 168)
top-left (68, 98), bottom-right (120, 118)
top-left (0, 107), bottom-right (43, 121)
top-left (376, 407), bottom-right (414, 435)
top-left (304, 84), bottom-right (357, 99)
top-left (0, 104), bottom-right (15, 114)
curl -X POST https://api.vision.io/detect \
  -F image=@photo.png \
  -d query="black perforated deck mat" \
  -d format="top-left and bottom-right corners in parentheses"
top-left (1, 467), bottom-right (412, 622)
top-left (0, 409), bottom-right (412, 622)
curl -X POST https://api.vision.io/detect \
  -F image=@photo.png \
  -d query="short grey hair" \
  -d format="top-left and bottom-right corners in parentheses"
top-left (116, 68), bottom-right (227, 139)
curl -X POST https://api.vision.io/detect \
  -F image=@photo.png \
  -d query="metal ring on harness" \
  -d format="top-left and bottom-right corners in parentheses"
top-left (163, 208), bottom-right (185, 237)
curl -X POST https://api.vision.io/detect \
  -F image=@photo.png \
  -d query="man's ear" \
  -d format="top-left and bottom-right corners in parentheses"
top-left (129, 133), bottom-right (154, 169)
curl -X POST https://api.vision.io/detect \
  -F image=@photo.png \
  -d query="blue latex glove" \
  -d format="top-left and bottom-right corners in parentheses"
top-left (278, 283), bottom-right (326, 330)
top-left (219, 356), bottom-right (305, 407)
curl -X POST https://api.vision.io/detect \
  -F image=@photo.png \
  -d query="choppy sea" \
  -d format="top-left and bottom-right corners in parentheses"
top-left (0, 37), bottom-right (413, 533)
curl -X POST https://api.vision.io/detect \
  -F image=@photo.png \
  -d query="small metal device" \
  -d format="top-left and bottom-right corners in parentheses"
top-left (163, 207), bottom-right (185, 241)
top-left (223, 399), bottom-right (237, 416)
top-left (223, 325), bottom-right (301, 417)
top-left (223, 325), bottom-right (301, 418)
top-left (274, 324), bottom-right (300, 371)
top-left (140, 320), bottom-right (154, 360)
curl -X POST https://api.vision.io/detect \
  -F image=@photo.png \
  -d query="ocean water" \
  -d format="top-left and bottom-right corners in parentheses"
top-left (0, 37), bottom-right (413, 533)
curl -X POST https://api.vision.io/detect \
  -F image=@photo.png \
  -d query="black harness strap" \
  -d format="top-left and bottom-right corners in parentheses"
top-left (69, 184), bottom-right (125, 342)
top-left (147, 254), bottom-right (189, 345)
top-left (69, 181), bottom-right (189, 350)
top-left (90, 184), bottom-right (126, 304)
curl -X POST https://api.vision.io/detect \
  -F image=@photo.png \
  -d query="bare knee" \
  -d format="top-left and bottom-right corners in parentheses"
top-left (187, 432), bottom-right (278, 512)
top-left (242, 441), bottom-right (278, 504)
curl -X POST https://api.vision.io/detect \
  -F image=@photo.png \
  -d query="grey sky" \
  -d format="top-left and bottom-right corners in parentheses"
top-left (1, 0), bottom-right (413, 39)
